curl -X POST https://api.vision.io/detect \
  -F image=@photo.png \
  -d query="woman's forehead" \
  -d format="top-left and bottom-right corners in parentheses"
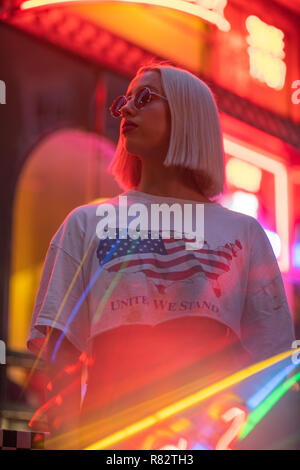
top-left (128, 70), bottom-right (162, 93)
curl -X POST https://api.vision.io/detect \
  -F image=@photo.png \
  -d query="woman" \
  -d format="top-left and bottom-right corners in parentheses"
top-left (27, 61), bottom-right (296, 450)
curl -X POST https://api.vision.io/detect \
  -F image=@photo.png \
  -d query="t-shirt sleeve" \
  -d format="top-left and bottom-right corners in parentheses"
top-left (240, 219), bottom-right (296, 363)
top-left (26, 208), bottom-right (90, 361)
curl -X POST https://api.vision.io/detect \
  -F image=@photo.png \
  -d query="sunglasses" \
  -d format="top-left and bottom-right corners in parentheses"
top-left (109, 86), bottom-right (168, 118)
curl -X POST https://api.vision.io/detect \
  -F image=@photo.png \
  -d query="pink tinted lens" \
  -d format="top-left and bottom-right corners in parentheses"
top-left (110, 95), bottom-right (127, 116)
top-left (135, 87), bottom-right (151, 109)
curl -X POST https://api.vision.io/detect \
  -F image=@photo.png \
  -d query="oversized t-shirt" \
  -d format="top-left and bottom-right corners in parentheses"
top-left (27, 189), bottom-right (296, 364)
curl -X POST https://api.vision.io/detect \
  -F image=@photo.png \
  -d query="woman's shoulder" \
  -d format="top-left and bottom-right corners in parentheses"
top-left (63, 194), bottom-right (122, 225)
top-left (210, 203), bottom-right (260, 230)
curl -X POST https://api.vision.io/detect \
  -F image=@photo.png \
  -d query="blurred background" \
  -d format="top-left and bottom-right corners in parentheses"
top-left (0, 0), bottom-right (299, 449)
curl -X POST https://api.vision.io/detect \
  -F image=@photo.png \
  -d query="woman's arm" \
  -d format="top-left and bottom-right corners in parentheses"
top-left (44, 328), bottom-right (83, 449)
top-left (240, 220), bottom-right (296, 363)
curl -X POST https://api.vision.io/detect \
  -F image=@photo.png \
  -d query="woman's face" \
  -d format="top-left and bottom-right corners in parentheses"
top-left (120, 70), bottom-right (171, 162)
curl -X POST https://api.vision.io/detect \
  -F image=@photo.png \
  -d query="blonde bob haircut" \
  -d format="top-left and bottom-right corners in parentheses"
top-left (108, 60), bottom-right (225, 199)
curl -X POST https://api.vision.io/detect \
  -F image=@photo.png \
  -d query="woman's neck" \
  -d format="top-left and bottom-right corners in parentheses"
top-left (136, 167), bottom-right (213, 203)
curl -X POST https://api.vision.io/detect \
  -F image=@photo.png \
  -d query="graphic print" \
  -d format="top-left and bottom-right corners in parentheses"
top-left (96, 229), bottom-right (243, 297)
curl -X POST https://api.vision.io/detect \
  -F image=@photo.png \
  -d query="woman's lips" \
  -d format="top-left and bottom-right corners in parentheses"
top-left (122, 124), bottom-right (138, 134)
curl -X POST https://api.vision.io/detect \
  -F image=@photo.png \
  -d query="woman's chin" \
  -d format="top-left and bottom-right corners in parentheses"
top-left (124, 141), bottom-right (140, 155)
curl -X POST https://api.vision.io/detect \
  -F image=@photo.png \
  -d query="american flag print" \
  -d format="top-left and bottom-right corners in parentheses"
top-left (96, 229), bottom-right (243, 297)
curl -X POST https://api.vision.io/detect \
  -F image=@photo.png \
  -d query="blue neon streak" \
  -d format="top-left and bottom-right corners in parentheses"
top-left (51, 231), bottom-right (128, 362)
top-left (246, 362), bottom-right (298, 410)
top-left (190, 443), bottom-right (209, 450)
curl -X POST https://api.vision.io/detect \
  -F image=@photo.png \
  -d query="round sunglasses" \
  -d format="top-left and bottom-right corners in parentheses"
top-left (109, 86), bottom-right (168, 118)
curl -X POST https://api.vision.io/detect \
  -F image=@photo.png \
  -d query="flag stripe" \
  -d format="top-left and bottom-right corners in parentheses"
top-left (108, 265), bottom-right (219, 281)
top-left (105, 252), bottom-right (230, 272)
top-left (97, 232), bottom-right (242, 286)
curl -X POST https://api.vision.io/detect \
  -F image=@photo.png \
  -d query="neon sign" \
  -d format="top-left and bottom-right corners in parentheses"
top-left (223, 136), bottom-right (289, 272)
top-left (215, 407), bottom-right (247, 450)
top-left (139, 404), bottom-right (247, 450)
top-left (246, 15), bottom-right (286, 90)
top-left (20, 0), bottom-right (231, 31)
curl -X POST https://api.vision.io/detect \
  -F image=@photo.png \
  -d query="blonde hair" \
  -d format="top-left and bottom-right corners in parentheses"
top-left (108, 60), bottom-right (225, 198)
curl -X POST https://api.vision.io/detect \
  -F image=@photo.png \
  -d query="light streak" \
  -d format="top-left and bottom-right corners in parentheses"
top-left (28, 375), bottom-right (81, 427)
top-left (84, 347), bottom-right (300, 449)
top-left (23, 226), bottom-right (129, 393)
top-left (239, 371), bottom-right (300, 440)
top-left (21, 235), bottom-right (96, 395)
top-left (246, 363), bottom-right (298, 410)
top-left (49, 229), bottom-right (129, 360)
top-left (92, 236), bottom-right (139, 324)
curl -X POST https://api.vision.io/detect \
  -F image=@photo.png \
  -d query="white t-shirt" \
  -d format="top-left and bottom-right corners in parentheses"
top-left (27, 189), bottom-right (296, 363)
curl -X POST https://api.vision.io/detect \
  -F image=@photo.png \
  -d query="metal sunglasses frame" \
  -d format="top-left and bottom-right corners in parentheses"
top-left (109, 86), bottom-right (168, 118)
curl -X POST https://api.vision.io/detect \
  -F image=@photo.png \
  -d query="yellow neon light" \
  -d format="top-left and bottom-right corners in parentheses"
top-left (226, 158), bottom-right (262, 192)
top-left (84, 347), bottom-right (300, 449)
top-left (20, 0), bottom-right (231, 31)
top-left (223, 136), bottom-right (289, 272)
top-left (246, 16), bottom-right (285, 57)
top-left (246, 15), bottom-right (286, 90)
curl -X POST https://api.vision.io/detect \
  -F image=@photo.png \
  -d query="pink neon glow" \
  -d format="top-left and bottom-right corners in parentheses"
top-left (224, 136), bottom-right (289, 272)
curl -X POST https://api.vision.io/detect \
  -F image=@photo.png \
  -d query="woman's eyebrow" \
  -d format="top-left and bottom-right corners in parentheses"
top-left (126, 85), bottom-right (159, 96)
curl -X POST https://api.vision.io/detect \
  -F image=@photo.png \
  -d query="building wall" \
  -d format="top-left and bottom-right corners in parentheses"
top-left (0, 22), bottom-right (127, 415)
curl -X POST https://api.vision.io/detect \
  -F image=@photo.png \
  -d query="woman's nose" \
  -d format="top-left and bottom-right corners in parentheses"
top-left (120, 96), bottom-right (137, 117)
